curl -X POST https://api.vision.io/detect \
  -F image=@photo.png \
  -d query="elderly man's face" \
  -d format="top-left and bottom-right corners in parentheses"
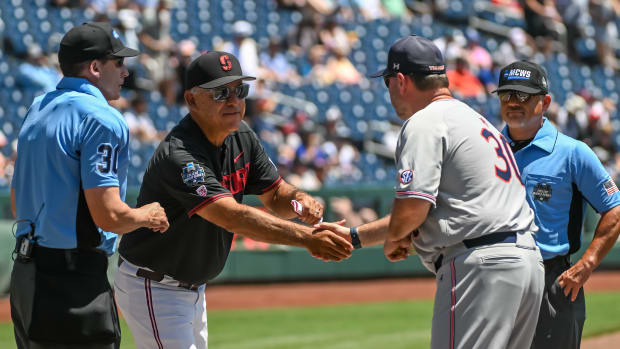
top-left (192, 80), bottom-right (247, 134)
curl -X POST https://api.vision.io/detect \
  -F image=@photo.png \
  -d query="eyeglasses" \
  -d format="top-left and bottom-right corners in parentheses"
top-left (383, 74), bottom-right (395, 88)
top-left (498, 90), bottom-right (543, 103)
top-left (205, 84), bottom-right (250, 102)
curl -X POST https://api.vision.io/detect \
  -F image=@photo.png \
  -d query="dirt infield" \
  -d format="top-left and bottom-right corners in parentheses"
top-left (1, 271), bottom-right (620, 347)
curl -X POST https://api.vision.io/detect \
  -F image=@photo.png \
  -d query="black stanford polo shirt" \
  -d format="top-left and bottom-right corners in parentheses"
top-left (119, 115), bottom-right (281, 284)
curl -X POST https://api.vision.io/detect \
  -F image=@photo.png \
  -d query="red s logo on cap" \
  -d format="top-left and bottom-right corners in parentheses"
top-left (220, 55), bottom-right (232, 71)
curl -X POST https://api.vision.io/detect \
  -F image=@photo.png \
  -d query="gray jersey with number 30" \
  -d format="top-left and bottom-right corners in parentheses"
top-left (395, 99), bottom-right (536, 271)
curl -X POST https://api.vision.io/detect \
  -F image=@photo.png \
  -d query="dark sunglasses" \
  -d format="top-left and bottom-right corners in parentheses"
top-left (498, 90), bottom-right (543, 103)
top-left (206, 84), bottom-right (250, 102)
top-left (383, 74), bottom-right (396, 88)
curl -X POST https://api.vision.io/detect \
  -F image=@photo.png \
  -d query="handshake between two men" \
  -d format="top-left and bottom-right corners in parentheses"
top-left (293, 197), bottom-right (412, 263)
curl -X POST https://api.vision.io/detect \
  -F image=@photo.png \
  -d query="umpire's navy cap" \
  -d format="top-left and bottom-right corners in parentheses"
top-left (59, 22), bottom-right (139, 64)
top-left (494, 61), bottom-right (549, 94)
top-left (371, 35), bottom-right (446, 77)
top-left (185, 51), bottom-right (256, 90)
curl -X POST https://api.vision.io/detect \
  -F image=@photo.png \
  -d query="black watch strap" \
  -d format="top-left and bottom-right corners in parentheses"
top-left (350, 226), bottom-right (362, 249)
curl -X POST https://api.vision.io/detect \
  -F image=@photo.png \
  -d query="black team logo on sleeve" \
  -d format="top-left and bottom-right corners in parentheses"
top-left (533, 183), bottom-right (552, 202)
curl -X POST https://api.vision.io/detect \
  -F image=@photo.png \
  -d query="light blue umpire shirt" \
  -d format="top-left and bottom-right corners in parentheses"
top-left (502, 117), bottom-right (620, 260)
top-left (11, 77), bottom-right (129, 255)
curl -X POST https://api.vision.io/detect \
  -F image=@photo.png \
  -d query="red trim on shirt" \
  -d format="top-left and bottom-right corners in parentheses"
top-left (188, 192), bottom-right (233, 217)
top-left (261, 177), bottom-right (282, 193)
top-left (396, 191), bottom-right (437, 203)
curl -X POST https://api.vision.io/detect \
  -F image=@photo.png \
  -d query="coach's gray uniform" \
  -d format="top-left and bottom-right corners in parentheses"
top-left (395, 99), bottom-right (544, 349)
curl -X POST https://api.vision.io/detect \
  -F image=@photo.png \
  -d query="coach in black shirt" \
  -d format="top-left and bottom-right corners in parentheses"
top-left (115, 51), bottom-right (352, 349)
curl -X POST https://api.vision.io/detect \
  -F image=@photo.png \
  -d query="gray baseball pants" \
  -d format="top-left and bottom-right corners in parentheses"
top-left (431, 233), bottom-right (545, 349)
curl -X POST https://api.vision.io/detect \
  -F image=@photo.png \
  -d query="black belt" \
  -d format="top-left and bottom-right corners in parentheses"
top-left (434, 231), bottom-right (517, 272)
top-left (16, 243), bottom-right (108, 273)
top-left (118, 257), bottom-right (200, 291)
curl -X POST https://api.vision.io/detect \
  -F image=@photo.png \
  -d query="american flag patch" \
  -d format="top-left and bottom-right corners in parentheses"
top-left (603, 179), bottom-right (619, 195)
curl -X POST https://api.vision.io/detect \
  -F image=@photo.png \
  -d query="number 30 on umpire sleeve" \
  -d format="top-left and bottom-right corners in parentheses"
top-left (96, 143), bottom-right (119, 174)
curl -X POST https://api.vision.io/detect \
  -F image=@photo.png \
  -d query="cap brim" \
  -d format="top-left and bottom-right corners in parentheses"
top-left (493, 84), bottom-right (545, 94)
top-left (370, 68), bottom-right (389, 78)
top-left (112, 47), bottom-right (140, 58)
top-left (197, 75), bottom-right (256, 89)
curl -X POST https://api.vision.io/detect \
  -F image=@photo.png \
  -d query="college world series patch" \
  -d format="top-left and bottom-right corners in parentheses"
top-left (533, 183), bottom-right (552, 202)
top-left (182, 162), bottom-right (206, 186)
top-left (400, 170), bottom-right (414, 184)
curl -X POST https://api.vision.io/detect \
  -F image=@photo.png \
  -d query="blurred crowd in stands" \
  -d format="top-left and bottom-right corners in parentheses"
top-left (1, 0), bottom-right (620, 226)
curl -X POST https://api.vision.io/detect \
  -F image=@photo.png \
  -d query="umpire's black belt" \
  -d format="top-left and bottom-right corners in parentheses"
top-left (118, 257), bottom-right (200, 291)
top-left (434, 231), bottom-right (517, 272)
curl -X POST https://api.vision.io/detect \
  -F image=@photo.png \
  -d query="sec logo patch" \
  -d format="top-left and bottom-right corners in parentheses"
top-left (400, 170), bottom-right (414, 184)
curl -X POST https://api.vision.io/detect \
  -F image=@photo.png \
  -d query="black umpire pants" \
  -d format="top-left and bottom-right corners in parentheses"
top-left (10, 245), bottom-right (121, 349)
top-left (531, 255), bottom-right (586, 349)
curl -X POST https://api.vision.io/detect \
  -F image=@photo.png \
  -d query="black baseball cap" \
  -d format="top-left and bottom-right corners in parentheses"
top-left (495, 61), bottom-right (549, 94)
top-left (58, 22), bottom-right (139, 64)
top-left (371, 35), bottom-right (446, 77)
top-left (185, 51), bottom-right (255, 90)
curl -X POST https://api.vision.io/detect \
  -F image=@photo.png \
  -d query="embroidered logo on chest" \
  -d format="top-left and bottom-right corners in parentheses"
top-left (182, 162), bottom-right (206, 186)
top-left (533, 183), bottom-right (552, 202)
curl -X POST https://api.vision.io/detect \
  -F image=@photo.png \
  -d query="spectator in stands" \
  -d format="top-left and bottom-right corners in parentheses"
top-left (477, 59), bottom-right (502, 94)
top-left (287, 161), bottom-right (322, 190)
top-left (319, 19), bottom-right (352, 55)
top-left (171, 39), bottom-right (198, 103)
top-left (589, 0), bottom-right (619, 70)
top-left (17, 44), bottom-right (61, 93)
top-left (139, 0), bottom-right (174, 84)
top-left (259, 37), bottom-right (300, 84)
top-left (520, 0), bottom-right (565, 56)
top-left (555, 0), bottom-right (586, 59)
top-left (446, 57), bottom-right (485, 98)
top-left (382, 0), bottom-right (410, 19)
top-left (124, 94), bottom-right (165, 144)
top-left (322, 48), bottom-right (362, 85)
top-left (557, 93), bottom-right (588, 140)
top-left (434, 31), bottom-right (466, 64)
top-left (287, 7), bottom-right (323, 55)
top-left (464, 29), bottom-right (492, 73)
top-left (354, 0), bottom-right (389, 20)
top-left (300, 44), bottom-right (329, 83)
top-left (220, 20), bottom-right (260, 89)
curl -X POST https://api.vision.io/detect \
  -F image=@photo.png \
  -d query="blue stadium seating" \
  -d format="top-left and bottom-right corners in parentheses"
top-left (1, 0), bottom-right (618, 188)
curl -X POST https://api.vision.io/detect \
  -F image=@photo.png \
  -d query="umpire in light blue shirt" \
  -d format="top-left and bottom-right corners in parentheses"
top-left (497, 61), bottom-right (620, 349)
top-left (10, 22), bottom-right (168, 349)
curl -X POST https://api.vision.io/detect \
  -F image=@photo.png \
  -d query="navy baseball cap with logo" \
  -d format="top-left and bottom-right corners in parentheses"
top-left (185, 51), bottom-right (256, 90)
top-left (58, 22), bottom-right (139, 64)
top-left (371, 35), bottom-right (446, 77)
top-left (495, 61), bottom-right (549, 94)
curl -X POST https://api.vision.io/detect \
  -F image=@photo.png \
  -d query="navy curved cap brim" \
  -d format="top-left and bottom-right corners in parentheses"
top-left (370, 68), bottom-right (389, 78)
top-left (493, 84), bottom-right (546, 94)
top-left (197, 75), bottom-right (256, 89)
top-left (112, 46), bottom-right (140, 57)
